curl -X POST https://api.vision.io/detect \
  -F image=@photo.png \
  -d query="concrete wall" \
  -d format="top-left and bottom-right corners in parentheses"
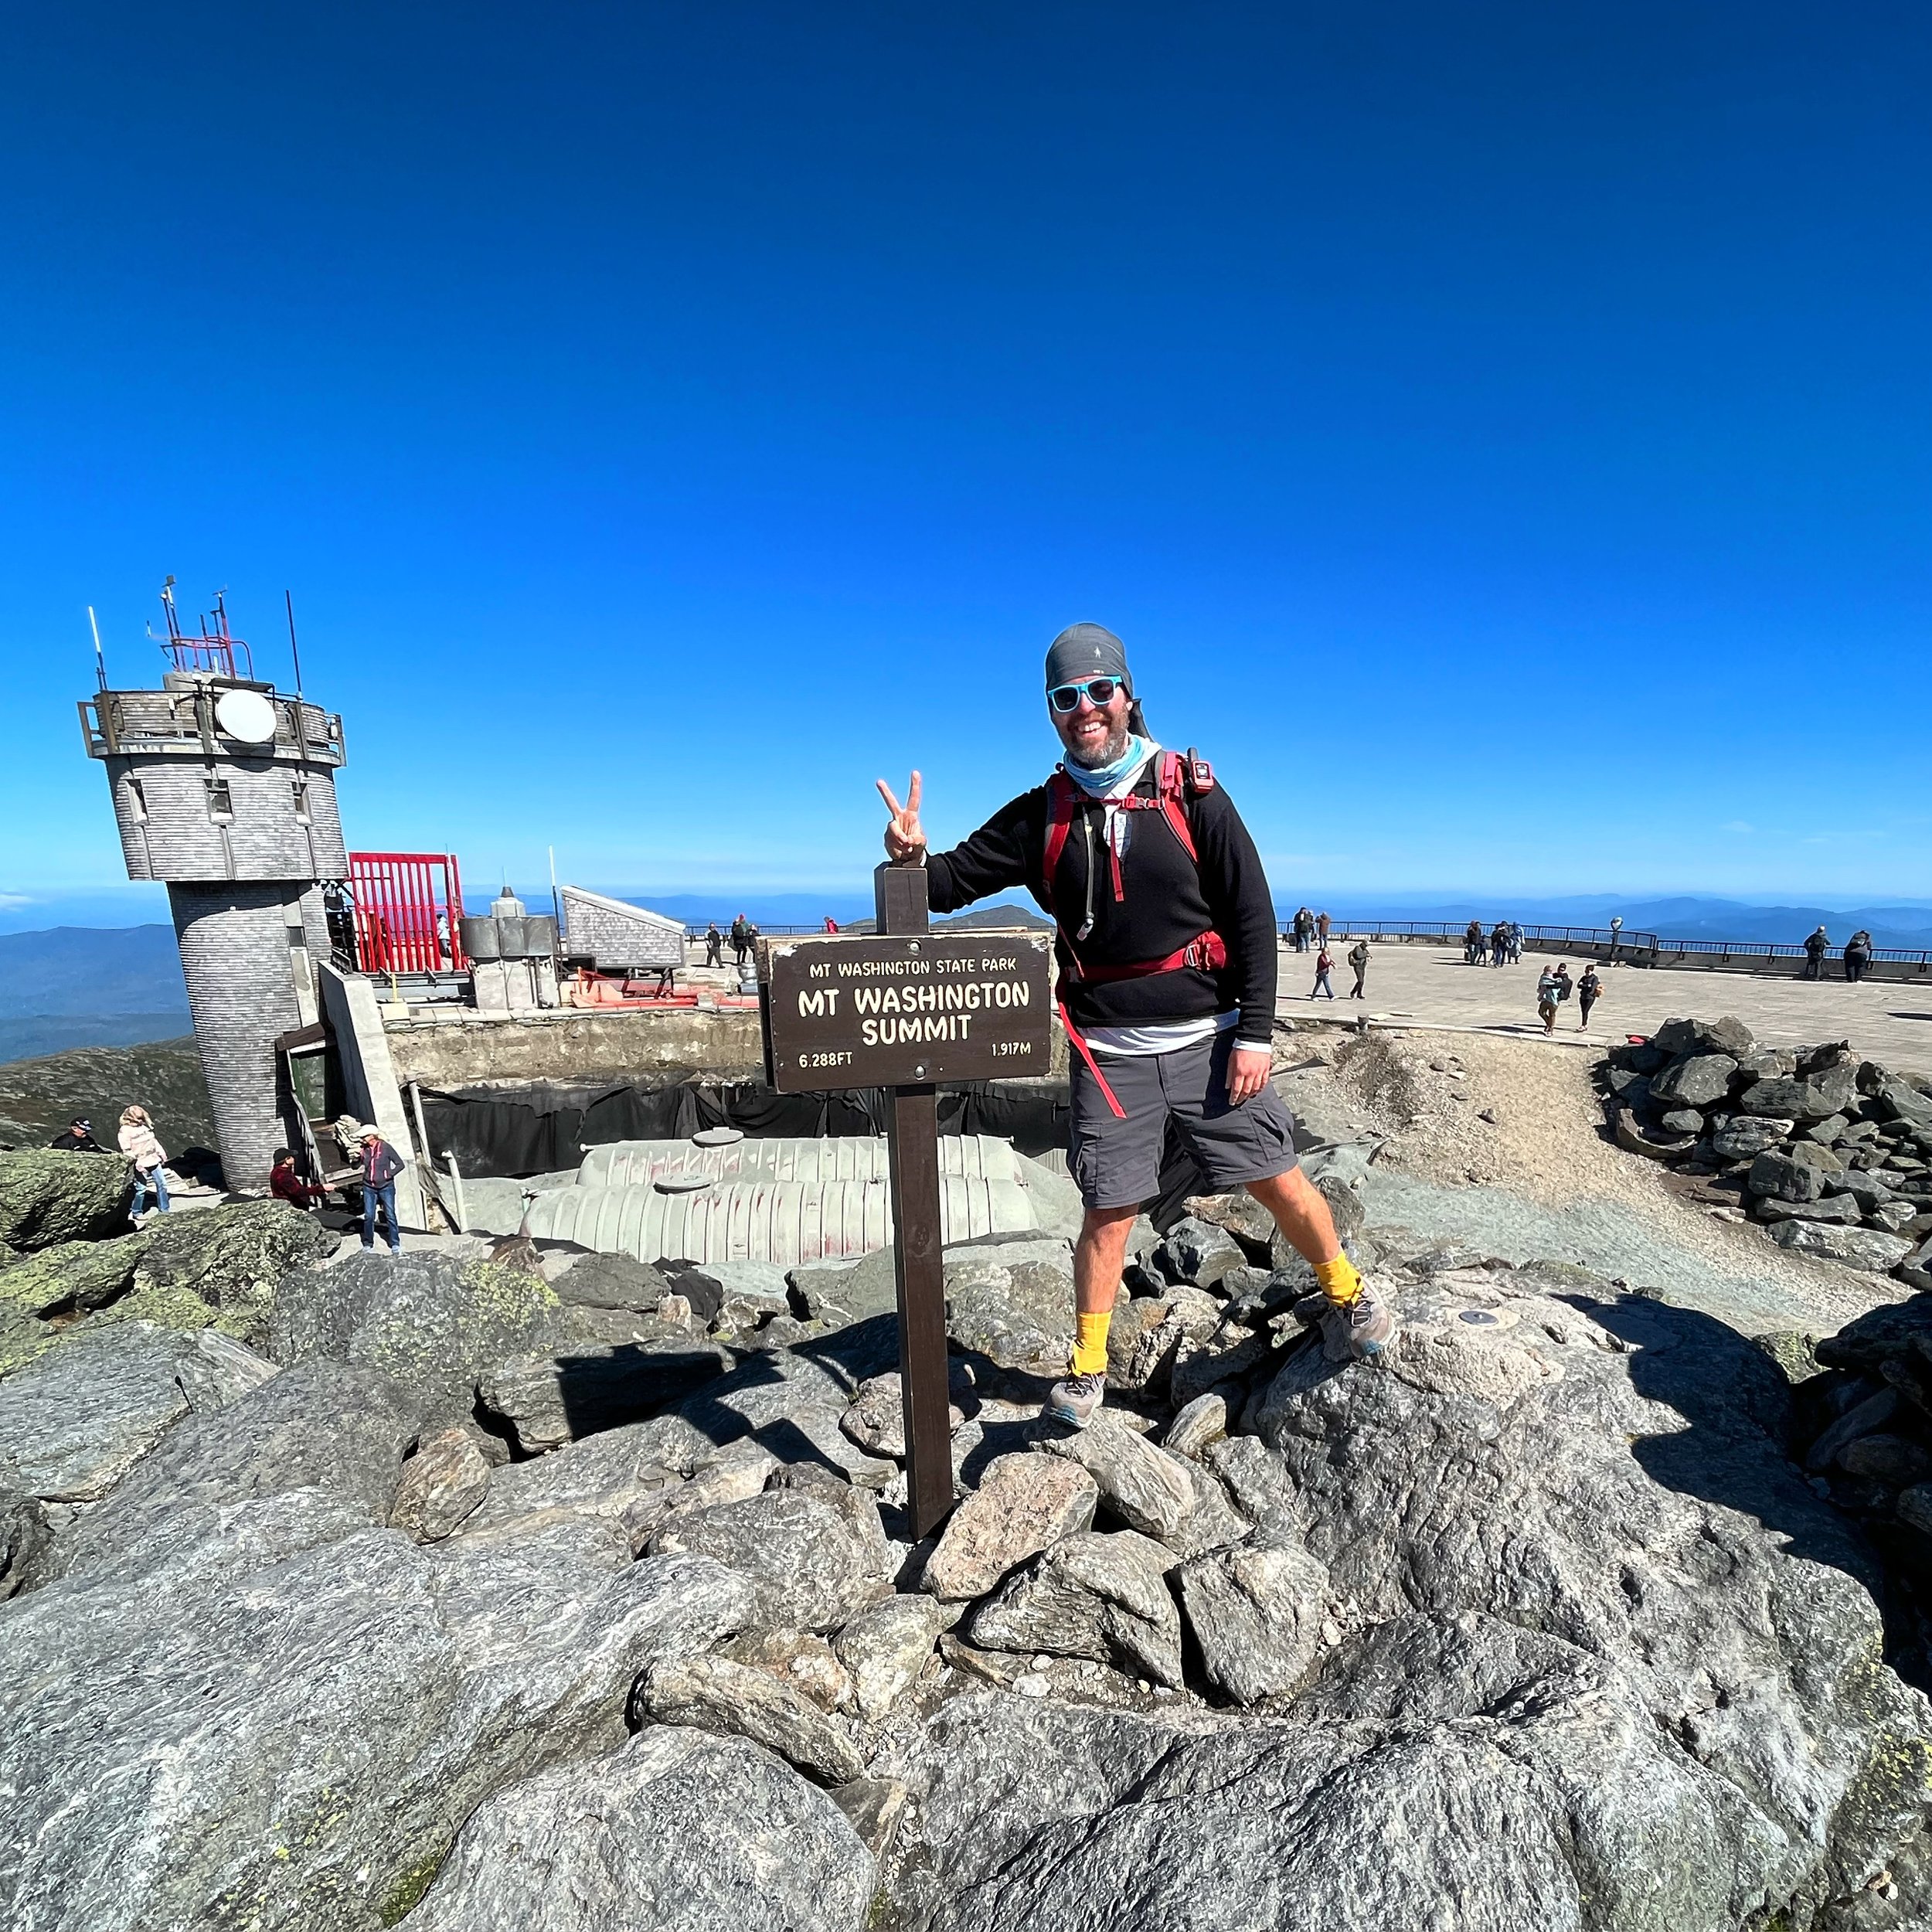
top-left (382, 1004), bottom-right (767, 1090)
top-left (319, 963), bottom-right (427, 1229)
top-left (169, 883), bottom-right (308, 1191)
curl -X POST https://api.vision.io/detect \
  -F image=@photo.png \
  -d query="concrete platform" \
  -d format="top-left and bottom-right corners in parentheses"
top-left (1284, 942), bottom-right (1932, 1074)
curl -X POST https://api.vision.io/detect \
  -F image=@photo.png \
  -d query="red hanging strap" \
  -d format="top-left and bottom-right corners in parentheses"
top-left (1058, 998), bottom-right (1128, 1120)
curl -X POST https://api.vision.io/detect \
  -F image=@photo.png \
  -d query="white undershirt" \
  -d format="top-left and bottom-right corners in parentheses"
top-left (1083, 1010), bottom-right (1241, 1058)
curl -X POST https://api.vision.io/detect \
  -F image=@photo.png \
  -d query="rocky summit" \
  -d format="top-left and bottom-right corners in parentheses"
top-left (3, 1122), bottom-right (1932, 1929)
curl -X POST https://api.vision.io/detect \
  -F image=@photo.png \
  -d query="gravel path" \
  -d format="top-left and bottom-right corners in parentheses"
top-left (1278, 1029), bottom-right (1910, 1338)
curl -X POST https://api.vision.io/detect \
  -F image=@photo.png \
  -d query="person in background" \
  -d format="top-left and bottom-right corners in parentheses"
top-left (270, 1147), bottom-right (328, 1211)
top-left (1804, 925), bottom-right (1830, 981)
top-left (1464, 917), bottom-right (1485, 965)
top-left (1311, 944), bottom-right (1336, 998)
top-left (1536, 965), bottom-right (1560, 1036)
top-left (1490, 921), bottom-right (1508, 968)
top-left (1347, 938), bottom-right (1370, 998)
top-left (358, 1124), bottom-right (406, 1254)
top-left (1293, 906), bottom-right (1315, 953)
top-left (1845, 930), bottom-right (1874, 985)
top-left (1577, 963), bottom-right (1604, 1029)
top-left (730, 913), bottom-right (752, 969)
top-left (1508, 921), bottom-right (1524, 964)
top-left (703, 921), bottom-right (723, 967)
top-left (1553, 961), bottom-right (1574, 1006)
top-left (118, 1104), bottom-right (169, 1219)
top-left (824, 915), bottom-right (840, 934)
top-left (47, 1117), bottom-right (104, 1152)
top-left (1315, 910), bottom-right (1332, 947)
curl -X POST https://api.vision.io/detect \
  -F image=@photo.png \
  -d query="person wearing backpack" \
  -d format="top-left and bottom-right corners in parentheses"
top-left (1845, 930), bottom-right (1873, 984)
top-left (876, 622), bottom-right (1392, 1430)
top-left (357, 1124), bottom-right (406, 1255)
top-left (1347, 938), bottom-right (1370, 998)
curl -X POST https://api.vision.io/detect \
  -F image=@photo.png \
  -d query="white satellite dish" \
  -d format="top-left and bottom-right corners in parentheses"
top-left (214, 688), bottom-right (277, 744)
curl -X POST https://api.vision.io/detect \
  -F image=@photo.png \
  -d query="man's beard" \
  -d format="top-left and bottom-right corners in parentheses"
top-left (1066, 716), bottom-right (1131, 769)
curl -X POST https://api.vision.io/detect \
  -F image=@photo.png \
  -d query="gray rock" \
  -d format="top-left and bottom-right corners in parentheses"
top-left (1229, 1271), bottom-right (1932, 1923)
top-left (1164, 1390), bottom-right (1231, 1460)
top-left (922, 1452), bottom-right (1098, 1600)
top-left (27, 1356), bottom-right (425, 1588)
top-left (1203, 1434), bottom-right (1308, 1541)
top-left (640, 1651), bottom-right (867, 1784)
top-left (1805, 1388), bottom-right (1901, 1473)
top-left (1709, 1116), bottom-right (1795, 1160)
top-left (944, 1239), bottom-right (1078, 1374)
top-left (1650, 1053), bottom-right (1739, 1109)
top-left (671, 1345), bottom-right (899, 1487)
top-left (478, 1336), bottom-right (734, 1452)
top-left (650, 1488), bottom-right (891, 1632)
top-left (834, 1593), bottom-right (960, 1719)
top-left (391, 1426), bottom-right (492, 1542)
top-left (790, 1247), bottom-right (900, 1324)
top-left (1043, 1413), bottom-right (1248, 1556)
top-left (1899, 1485), bottom-right (1932, 1536)
top-left (1659, 1109), bottom-right (1706, 1136)
top-left (0, 1147), bottom-right (128, 1250)
top-left (1178, 1537), bottom-right (1332, 1702)
top-left (1838, 1433), bottom-right (1932, 1486)
top-left (1652, 1015), bottom-right (1756, 1058)
top-left (549, 1250), bottom-right (675, 1311)
top-left (842, 1370), bottom-right (963, 1458)
top-left (0, 1321), bottom-right (278, 1502)
top-left (0, 1485), bottom-right (49, 1598)
top-left (832, 1774), bottom-right (910, 1861)
top-left (1876, 1080), bottom-right (1932, 1128)
top-left (1748, 1142), bottom-right (1845, 1202)
top-left (1154, 1216), bottom-right (1250, 1289)
top-left (1170, 1325), bottom-right (1270, 1408)
top-left (0, 1507), bottom-right (761, 1932)
top-left (1744, 1066), bottom-right (1860, 1122)
top-left (459, 1411), bottom-right (715, 1542)
top-left (1769, 1220), bottom-right (1915, 1272)
top-left (968, 1527), bottom-right (1184, 1687)
top-left (1755, 1193), bottom-right (1862, 1224)
top-left (269, 1249), bottom-right (574, 1427)
top-left (397, 1728), bottom-right (875, 1932)
top-left (1613, 1111), bottom-right (1697, 1161)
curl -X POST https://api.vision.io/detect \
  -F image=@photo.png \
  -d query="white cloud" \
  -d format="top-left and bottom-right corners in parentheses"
top-left (1719, 821), bottom-right (1754, 835)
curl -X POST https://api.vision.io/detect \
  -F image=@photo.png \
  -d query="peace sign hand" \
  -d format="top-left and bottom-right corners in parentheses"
top-left (876, 770), bottom-right (927, 863)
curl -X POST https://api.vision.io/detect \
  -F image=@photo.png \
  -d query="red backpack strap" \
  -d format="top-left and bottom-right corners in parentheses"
top-left (1155, 750), bottom-right (1200, 864)
top-left (1039, 770), bottom-right (1080, 912)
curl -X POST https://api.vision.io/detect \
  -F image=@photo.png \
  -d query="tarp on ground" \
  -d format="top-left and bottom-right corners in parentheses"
top-left (415, 1076), bottom-right (1073, 1180)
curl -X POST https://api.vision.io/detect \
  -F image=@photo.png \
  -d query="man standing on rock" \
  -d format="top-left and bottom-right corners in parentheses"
top-left (876, 621), bottom-right (1393, 1429)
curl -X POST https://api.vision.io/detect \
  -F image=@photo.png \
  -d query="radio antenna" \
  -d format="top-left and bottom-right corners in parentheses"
top-left (87, 605), bottom-right (107, 691)
top-left (284, 590), bottom-right (306, 701)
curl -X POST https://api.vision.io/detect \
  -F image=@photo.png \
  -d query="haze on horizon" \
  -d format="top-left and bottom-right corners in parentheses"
top-left (2, 2), bottom-right (1927, 915)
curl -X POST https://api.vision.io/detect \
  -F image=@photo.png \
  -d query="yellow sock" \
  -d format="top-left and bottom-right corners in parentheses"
top-left (1071, 1310), bottom-right (1113, 1376)
top-left (1314, 1252), bottom-right (1362, 1306)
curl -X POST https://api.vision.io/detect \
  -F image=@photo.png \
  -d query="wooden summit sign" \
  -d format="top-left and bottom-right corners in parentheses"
top-left (757, 866), bottom-right (1054, 1538)
top-left (761, 929), bottom-right (1052, 1092)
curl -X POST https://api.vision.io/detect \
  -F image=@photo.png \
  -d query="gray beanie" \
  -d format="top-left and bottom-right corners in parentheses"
top-left (1043, 622), bottom-right (1131, 694)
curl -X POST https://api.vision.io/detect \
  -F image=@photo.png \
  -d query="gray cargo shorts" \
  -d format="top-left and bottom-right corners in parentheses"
top-left (1069, 1029), bottom-right (1298, 1211)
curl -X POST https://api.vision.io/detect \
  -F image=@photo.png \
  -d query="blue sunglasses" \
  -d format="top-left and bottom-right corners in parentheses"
top-left (1048, 677), bottom-right (1124, 713)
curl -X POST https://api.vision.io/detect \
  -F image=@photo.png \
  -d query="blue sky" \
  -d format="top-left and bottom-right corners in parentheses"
top-left (2, 2), bottom-right (1928, 927)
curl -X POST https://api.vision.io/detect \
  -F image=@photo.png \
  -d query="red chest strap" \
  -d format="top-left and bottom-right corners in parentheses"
top-left (1039, 750), bottom-right (1209, 910)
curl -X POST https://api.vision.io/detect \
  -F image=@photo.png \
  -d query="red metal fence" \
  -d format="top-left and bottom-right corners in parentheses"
top-left (348, 852), bottom-right (467, 973)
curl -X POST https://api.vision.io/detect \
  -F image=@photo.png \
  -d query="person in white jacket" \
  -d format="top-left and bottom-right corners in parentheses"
top-left (118, 1104), bottom-right (170, 1219)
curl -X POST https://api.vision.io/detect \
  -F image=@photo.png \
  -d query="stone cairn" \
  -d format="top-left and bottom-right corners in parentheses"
top-left (1600, 1015), bottom-right (1932, 1288)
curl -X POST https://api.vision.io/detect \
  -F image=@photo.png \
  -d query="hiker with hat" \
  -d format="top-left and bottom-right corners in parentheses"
top-left (47, 1117), bottom-right (104, 1153)
top-left (355, 1124), bottom-right (406, 1255)
top-left (876, 621), bottom-right (1393, 1430)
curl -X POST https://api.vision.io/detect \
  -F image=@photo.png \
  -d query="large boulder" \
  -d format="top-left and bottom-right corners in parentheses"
top-left (922, 1451), bottom-right (1098, 1600)
top-left (944, 1239), bottom-right (1078, 1376)
top-left (0, 1147), bottom-right (128, 1249)
top-left (1649, 1053), bottom-right (1739, 1110)
top-left (1651, 1015), bottom-right (1755, 1059)
top-left (1041, 1412), bottom-right (1249, 1557)
top-left (834, 1593), bottom-right (961, 1719)
top-left (1178, 1538), bottom-right (1333, 1704)
top-left (649, 1488), bottom-right (893, 1633)
top-left (396, 1729), bottom-right (875, 1932)
top-left (26, 1355), bottom-right (426, 1588)
top-left (0, 1505), bottom-right (760, 1931)
top-left (269, 1249), bottom-right (573, 1426)
top-left (479, 1336), bottom-right (735, 1452)
top-left (638, 1651), bottom-right (868, 1784)
top-left (1747, 1143), bottom-right (1845, 1203)
top-left (0, 1320), bottom-right (278, 1502)
top-left (1767, 1220), bottom-right (1915, 1273)
top-left (966, 1528), bottom-right (1185, 1687)
top-left (1743, 1066), bottom-right (1860, 1123)
top-left (0, 1199), bottom-right (334, 1374)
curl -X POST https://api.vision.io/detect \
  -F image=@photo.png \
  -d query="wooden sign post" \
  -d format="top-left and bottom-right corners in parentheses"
top-left (759, 869), bottom-right (1053, 1539)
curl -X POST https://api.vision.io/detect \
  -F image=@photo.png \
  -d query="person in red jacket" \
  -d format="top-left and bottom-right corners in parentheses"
top-left (876, 622), bottom-right (1393, 1430)
top-left (269, 1148), bottom-right (329, 1212)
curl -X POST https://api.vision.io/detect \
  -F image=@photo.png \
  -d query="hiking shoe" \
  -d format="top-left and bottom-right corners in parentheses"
top-left (1045, 1371), bottom-right (1107, 1429)
top-left (1294, 1284), bottom-right (1395, 1362)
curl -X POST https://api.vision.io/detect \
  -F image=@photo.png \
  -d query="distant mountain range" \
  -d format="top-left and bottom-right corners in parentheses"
top-left (0, 926), bottom-right (190, 1063)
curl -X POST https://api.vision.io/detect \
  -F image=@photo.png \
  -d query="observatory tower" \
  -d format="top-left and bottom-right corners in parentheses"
top-left (78, 583), bottom-right (348, 1192)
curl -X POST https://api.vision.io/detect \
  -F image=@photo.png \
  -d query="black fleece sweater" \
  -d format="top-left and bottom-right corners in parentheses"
top-left (926, 762), bottom-right (1278, 1046)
